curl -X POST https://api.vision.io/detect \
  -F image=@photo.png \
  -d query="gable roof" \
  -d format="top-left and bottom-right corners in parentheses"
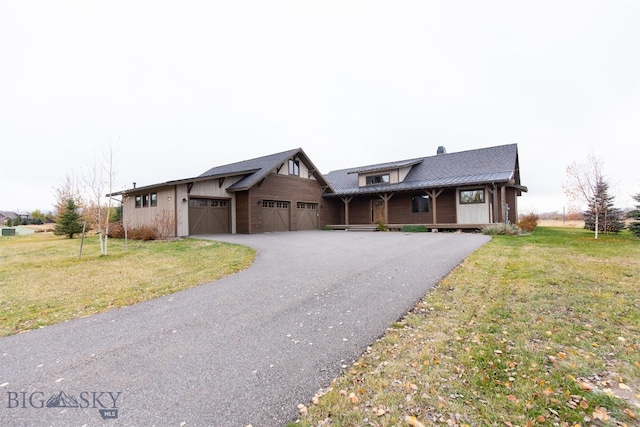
top-left (325, 144), bottom-right (526, 196)
top-left (199, 148), bottom-right (329, 192)
top-left (109, 148), bottom-right (330, 196)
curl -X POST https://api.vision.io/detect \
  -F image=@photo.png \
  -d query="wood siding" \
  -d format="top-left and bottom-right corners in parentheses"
top-left (122, 186), bottom-right (177, 236)
top-left (235, 191), bottom-right (250, 234)
top-left (243, 173), bottom-right (328, 233)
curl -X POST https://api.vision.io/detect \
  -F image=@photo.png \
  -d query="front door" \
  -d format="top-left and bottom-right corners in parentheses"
top-left (371, 199), bottom-right (384, 224)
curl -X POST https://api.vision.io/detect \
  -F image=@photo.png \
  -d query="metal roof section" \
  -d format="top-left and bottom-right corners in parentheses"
top-left (325, 144), bottom-right (526, 196)
top-left (347, 158), bottom-right (424, 174)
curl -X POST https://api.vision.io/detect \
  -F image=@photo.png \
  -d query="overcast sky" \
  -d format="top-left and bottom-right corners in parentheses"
top-left (1, 1), bottom-right (638, 214)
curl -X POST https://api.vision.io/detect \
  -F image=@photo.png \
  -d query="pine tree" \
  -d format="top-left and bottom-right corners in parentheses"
top-left (628, 193), bottom-right (640, 238)
top-left (583, 178), bottom-right (624, 234)
top-left (54, 199), bottom-right (85, 238)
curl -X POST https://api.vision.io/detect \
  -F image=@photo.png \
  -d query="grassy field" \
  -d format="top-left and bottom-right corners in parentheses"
top-left (294, 228), bottom-right (640, 427)
top-left (0, 232), bottom-right (255, 337)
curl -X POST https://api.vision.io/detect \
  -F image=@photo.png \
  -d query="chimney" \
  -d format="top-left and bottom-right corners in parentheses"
top-left (437, 146), bottom-right (447, 155)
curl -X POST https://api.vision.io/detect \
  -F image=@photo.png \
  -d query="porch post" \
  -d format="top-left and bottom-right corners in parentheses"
top-left (427, 189), bottom-right (443, 225)
top-left (340, 196), bottom-right (353, 225)
top-left (379, 193), bottom-right (394, 224)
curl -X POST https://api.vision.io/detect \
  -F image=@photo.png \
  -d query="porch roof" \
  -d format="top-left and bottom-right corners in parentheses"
top-left (324, 144), bottom-right (527, 197)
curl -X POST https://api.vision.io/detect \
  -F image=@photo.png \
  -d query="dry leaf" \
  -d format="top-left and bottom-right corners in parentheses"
top-left (373, 406), bottom-right (387, 417)
top-left (348, 392), bottom-right (359, 404)
top-left (623, 408), bottom-right (636, 419)
top-left (507, 394), bottom-right (518, 403)
top-left (404, 415), bottom-right (426, 427)
top-left (593, 407), bottom-right (609, 421)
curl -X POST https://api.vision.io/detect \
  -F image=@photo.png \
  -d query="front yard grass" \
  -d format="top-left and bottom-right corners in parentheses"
top-left (0, 233), bottom-right (255, 337)
top-left (295, 227), bottom-right (640, 427)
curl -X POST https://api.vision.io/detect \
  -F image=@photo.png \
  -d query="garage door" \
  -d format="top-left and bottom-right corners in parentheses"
top-left (296, 202), bottom-right (318, 230)
top-left (189, 198), bottom-right (230, 235)
top-left (262, 200), bottom-right (289, 232)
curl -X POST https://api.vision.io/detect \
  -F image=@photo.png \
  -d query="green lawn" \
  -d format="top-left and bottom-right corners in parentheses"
top-left (295, 228), bottom-right (640, 427)
top-left (0, 233), bottom-right (255, 337)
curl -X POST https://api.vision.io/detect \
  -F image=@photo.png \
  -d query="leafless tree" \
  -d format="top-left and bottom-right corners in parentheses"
top-left (563, 154), bottom-right (604, 239)
top-left (84, 143), bottom-right (117, 255)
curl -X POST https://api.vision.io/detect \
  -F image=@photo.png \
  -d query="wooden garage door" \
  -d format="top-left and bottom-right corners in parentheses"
top-left (262, 200), bottom-right (289, 232)
top-left (296, 202), bottom-right (318, 230)
top-left (189, 198), bottom-right (230, 235)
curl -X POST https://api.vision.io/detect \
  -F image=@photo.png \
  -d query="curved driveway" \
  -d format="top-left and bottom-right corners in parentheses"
top-left (0, 231), bottom-right (489, 426)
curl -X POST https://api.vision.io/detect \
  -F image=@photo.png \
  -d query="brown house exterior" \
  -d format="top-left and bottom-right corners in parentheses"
top-left (324, 144), bottom-right (526, 229)
top-left (110, 144), bottom-right (526, 236)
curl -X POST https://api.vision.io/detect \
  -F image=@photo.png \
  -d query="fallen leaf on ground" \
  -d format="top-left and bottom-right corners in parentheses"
top-left (404, 416), bottom-right (426, 427)
top-left (593, 407), bottom-right (609, 421)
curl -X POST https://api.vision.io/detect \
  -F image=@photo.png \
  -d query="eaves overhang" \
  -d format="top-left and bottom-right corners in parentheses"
top-left (107, 169), bottom-right (260, 197)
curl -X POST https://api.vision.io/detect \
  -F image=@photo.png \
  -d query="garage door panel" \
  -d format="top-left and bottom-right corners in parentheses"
top-left (189, 199), bottom-right (230, 235)
top-left (297, 202), bottom-right (318, 230)
top-left (263, 201), bottom-right (289, 232)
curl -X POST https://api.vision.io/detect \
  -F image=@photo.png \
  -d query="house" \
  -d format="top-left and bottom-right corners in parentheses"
top-left (111, 148), bottom-right (339, 237)
top-left (0, 211), bottom-right (31, 225)
top-left (324, 144), bottom-right (526, 229)
top-left (110, 143), bottom-right (526, 236)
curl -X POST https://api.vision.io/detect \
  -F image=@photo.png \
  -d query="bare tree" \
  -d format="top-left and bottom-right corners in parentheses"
top-left (563, 154), bottom-right (604, 239)
top-left (84, 143), bottom-right (117, 255)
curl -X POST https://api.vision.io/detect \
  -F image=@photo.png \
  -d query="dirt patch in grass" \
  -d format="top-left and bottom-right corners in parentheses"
top-left (294, 227), bottom-right (640, 427)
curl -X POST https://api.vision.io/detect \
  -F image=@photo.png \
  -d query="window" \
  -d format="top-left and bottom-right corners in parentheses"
top-left (150, 193), bottom-right (157, 207)
top-left (288, 160), bottom-right (300, 176)
top-left (460, 189), bottom-right (485, 204)
top-left (142, 194), bottom-right (150, 207)
top-left (366, 174), bottom-right (390, 185)
top-left (411, 195), bottom-right (430, 213)
top-left (135, 195), bottom-right (142, 208)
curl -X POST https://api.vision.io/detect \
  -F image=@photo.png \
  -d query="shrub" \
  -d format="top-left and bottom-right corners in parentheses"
top-left (482, 223), bottom-right (521, 236)
top-left (128, 225), bottom-right (159, 241)
top-left (107, 222), bottom-right (158, 240)
top-left (106, 222), bottom-right (125, 238)
top-left (517, 213), bottom-right (539, 233)
top-left (401, 225), bottom-right (429, 232)
top-left (377, 222), bottom-right (388, 231)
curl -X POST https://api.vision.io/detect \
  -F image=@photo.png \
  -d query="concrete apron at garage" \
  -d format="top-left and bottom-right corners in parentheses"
top-left (0, 230), bottom-right (489, 427)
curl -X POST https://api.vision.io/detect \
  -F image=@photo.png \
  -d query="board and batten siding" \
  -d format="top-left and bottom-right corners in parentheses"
top-left (456, 186), bottom-right (490, 224)
top-left (175, 176), bottom-right (243, 236)
top-left (122, 186), bottom-right (177, 234)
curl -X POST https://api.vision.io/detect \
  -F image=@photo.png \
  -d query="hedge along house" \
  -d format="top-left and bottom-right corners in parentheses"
top-left (110, 148), bottom-right (338, 237)
top-left (323, 144), bottom-right (527, 230)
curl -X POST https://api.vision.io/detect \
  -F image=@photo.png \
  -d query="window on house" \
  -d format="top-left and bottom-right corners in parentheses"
top-left (135, 195), bottom-right (142, 208)
top-left (411, 195), bottom-right (430, 213)
top-left (142, 194), bottom-right (150, 207)
top-left (288, 160), bottom-right (300, 176)
top-left (150, 193), bottom-right (157, 207)
top-left (366, 174), bottom-right (390, 185)
top-left (460, 189), bottom-right (485, 204)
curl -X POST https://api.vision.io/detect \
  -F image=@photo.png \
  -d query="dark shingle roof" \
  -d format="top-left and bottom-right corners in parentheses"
top-left (199, 148), bottom-right (300, 191)
top-left (325, 144), bottom-right (524, 196)
top-left (199, 147), bottom-right (330, 191)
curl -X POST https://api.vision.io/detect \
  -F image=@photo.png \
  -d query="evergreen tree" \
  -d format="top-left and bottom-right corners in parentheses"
top-left (54, 199), bottom-right (85, 238)
top-left (628, 193), bottom-right (640, 238)
top-left (583, 178), bottom-right (624, 234)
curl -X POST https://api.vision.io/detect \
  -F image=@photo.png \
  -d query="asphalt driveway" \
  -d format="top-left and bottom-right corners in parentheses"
top-left (0, 231), bottom-right (489, 426)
